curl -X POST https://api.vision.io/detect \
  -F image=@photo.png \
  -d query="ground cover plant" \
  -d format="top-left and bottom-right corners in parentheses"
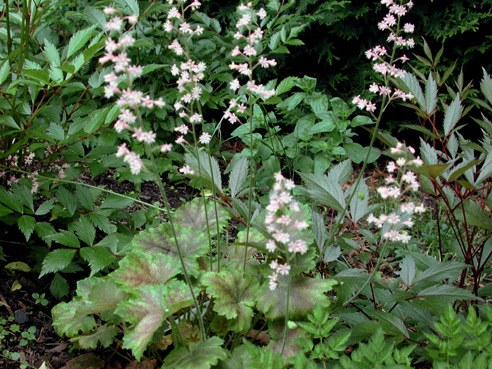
top-left (0, 0), bottom-right (491, 368)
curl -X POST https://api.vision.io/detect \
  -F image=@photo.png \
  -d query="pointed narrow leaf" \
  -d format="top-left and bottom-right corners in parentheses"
top-left (67, 26), bottom-right (97, 59)
top-left (424, 73), bottom-right (437, 114)
top-left (40, 249), bottom-right (77, 277)
top-left (0, 62), bottom-right (11, 84)
top-left (229, 157), bottom-right (249, 198)
top-left (480, 68), bottom-right (492, 106)
top-left (400, 73), bottom-right (425, 110)
top-left (17, 215), bottom-right (36, 241)
top-left (416, 285), bottom-right (480, 300)
top-left (185, 150), bottom-right (223, 195)
top-left (398, 256), bottom-right (416, 287)
top-left (443, 95), bottom-right (463, 135)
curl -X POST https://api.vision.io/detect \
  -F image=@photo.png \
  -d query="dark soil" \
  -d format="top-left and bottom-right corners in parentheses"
top-left (0, 178), bottom-right (197, 369)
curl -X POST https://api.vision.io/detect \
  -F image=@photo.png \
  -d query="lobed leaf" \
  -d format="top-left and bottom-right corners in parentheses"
top-left (161, 337), bottom-right (227, 369)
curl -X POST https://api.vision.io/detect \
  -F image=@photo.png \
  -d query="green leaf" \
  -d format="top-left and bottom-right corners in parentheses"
top-left (47, 122), bottom-right (65, 141)
top-left (72, 217), bottom-right (96, 246)
top-left (161, 337), bottom-right (227, 369)
top-left (185, 149), bottom-right (223, 195)
top-left (460, 200), bottom-right (492, 231)
top-left (476, 151), bottom-right (492, 185)
top-left (0, 116), bottom-right (20, 130)
top-left (35, 199), bottom-right (56, 216)
top-left (424, 73), bottom-right (438, 114)
top-left (131, 222), bottom-right (208, 277)
top-left (116, 282), bottom-right (193, 360)
top-left (416, 285), bottom-right (480, 300)
top-left (0, 61), bottom-right (11, 84)
top-left (47, 230), bottom-right (81, 248)
top-left (412, 260), bottom-right (466, 287)
top-left (40, 249), bottom-right (77, 277)
top-left (70, 324), bottom-right (118, 349)
top-left (50, 273), bottom-right (70, 298)
top-left (228, 156), bottom-right (249, 198)
top-left (400, 73), bottom-right (425, 110)
top-left (56, 187), bottom-right (77, 215)
top-left (76, 186), bottom-right (101, 210)
top-left (17, 215), bottom-right (36, 241)
top-left (84, 107), bottom-right (109, 134)
top-left (115, 0), bottom-right (140, 16)
top-left (80, 247), bottom-right (115, 276)
top-left (443, 95), bottom-right (463, 135)
top-left (172, 197), bottom-right (229, 235)
top-left (398, 256), bottom-right (416, 287)
top-left (257, 276), bottom-right (336, 320)
top-left (299, 173), bottom-right (345, 212)
top-left (276, 77), bottom-right (298, 95)
top-left (67, 25), bottom-right (97, 59)
top-left (0, 186), bottom-right (23, 212)
top-left (52, 277), bottom-right (125, 336)
top-left (344, 143), bottom-right (381, 164)
top-left (480, 68), bottom-right (492, 106)
top-left (203, 270), bottom-right (259, 332)
top-left (111, 252), bottom-right (180, 289)
top-left (24, 69), bottom-right (50, 84)
top-left (349, 179), bottom-right (371, 222)
top-left (100, 194), bottom-right (134, 209)
top-left (43, 39), bottom-right (61, 66)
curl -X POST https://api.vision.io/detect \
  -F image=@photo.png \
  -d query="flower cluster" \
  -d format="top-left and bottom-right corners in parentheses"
top-left (367, 142), bottom-right (425, 243)
top-left (224, 3), bottom-right (276, 125)
top-left (165, 1), bottom-right (213, 151)
top-left (100, 8), bottom-right (166, 175)
top-left (352, 0), bottom-right (415, 113)
top-left (265, 173), bottom-right (310, 290)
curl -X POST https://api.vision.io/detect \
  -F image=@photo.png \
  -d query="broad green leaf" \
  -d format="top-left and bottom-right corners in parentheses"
top-left (111, 252), bottom-right (180, 289)
top-left (11, 183), bottom-right (34, 212)
top-left (401, 73), bottom-right (425, 110)
top-left (173, 197), bottom-right (229, 235)
top-left (257, 276), bottom-right (336, 320)
top-left (185, 150), bottom-right (223, 195)
top-left (56, 186), bottom-right (76, 215)
top-left (203, 270), bottom-right (259, 332)
top-left (50, 273), bottom-right (70, 298)
top-left (161, 337), bottom-right (227, 369)
top-left (0, 61), bottom-right (11, 84)
top-left (84, 107), bottom-right (109, 134)
top-left (80, 247), bottom-right (115, 276)
top-left (398, 256), bottom-right (416, 287)
top-left (52, 277), bottom-right (125, 336)
top-left (88, 212), bottom-right (117, 234)
top-left (116, 282), bottom-right (193, 360)
top-left (40, 249), bottom-right (77, 277)
top-left (311, 210), bottom-right (328, 252)
top-left (424, 73), bottom-right (437, 114)
top-left (17, 215), bottom-right (36, 241)
top-left (131, 223), bottom-right (209, 276)
top-left (228, 156), bottom-right (249, 198)
top-left (35, 222), bottom-right (56, 242)
top-left (70, 324), bottom-right (118, 349)
top-left (443, 95), bottom-right (463, 136)
top-left (67, 25), bottom-right (97, 59)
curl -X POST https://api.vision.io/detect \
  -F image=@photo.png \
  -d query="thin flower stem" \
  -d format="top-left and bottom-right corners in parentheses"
top-left (280, 271), bottom-right (292, 355)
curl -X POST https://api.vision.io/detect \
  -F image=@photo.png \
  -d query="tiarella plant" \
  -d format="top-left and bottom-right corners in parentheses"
top-left (1, 0), bottom-right (491, 368)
